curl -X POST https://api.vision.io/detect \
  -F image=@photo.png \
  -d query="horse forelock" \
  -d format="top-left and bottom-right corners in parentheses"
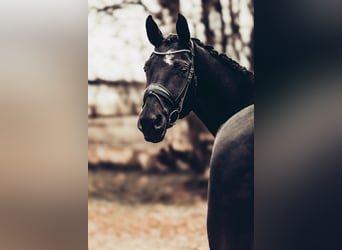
top-left (164, 34), bottom-right (178, 44)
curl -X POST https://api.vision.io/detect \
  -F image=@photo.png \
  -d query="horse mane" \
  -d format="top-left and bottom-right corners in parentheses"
top-left (191, 38), bottom-right (254, 83)
top-left (163, 34), bottom-right (254, 83)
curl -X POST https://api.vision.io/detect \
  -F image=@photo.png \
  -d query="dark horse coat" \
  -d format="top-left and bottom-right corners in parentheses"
top-left (208, 105), bottom-right (253, 250)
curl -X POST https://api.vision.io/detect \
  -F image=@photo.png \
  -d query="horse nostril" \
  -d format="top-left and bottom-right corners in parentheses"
top-left (138, 114), bottom-right (164, 132)
top-left (137, 119), bottom-right (143, 131)
top-left (153, 114), bottom-right (164, 129)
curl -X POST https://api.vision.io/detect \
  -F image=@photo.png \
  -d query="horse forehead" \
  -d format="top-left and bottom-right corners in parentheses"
top-left (163, 50), bottom-right (175, 65)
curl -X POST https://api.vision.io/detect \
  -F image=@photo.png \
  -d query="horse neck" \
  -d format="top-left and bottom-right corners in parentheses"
top-left (191, 42), bottom-right (254, 136)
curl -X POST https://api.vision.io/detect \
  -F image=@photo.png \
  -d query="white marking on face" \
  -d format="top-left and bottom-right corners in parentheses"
top-left (163, 51), bottom-right (174, 65)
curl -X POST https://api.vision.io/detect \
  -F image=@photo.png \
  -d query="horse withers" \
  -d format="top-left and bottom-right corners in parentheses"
top-left (138, 14), bottom-right (254, 250)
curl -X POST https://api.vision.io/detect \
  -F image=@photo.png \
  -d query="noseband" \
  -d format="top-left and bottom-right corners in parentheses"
top-left (143, 41), bottom-right (197, 128)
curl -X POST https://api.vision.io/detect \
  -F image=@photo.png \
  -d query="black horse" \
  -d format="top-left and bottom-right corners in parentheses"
top-left (138, 14), bottom-right (254, 250)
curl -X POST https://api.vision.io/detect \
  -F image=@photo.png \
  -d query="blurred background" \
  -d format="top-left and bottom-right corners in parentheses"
top-left (0, 0), bottom-right (340, 249)
top-left (88, 0), bottom-right (253, 249)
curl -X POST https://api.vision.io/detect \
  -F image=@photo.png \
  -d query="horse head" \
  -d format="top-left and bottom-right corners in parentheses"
top-left (138, 14), bottom-right (197, 143)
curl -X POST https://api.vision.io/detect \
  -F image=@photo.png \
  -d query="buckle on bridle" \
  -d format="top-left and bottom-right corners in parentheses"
top-left (168, 109), bottom-right (179, 127)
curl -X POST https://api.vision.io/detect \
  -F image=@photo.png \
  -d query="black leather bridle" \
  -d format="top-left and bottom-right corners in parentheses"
top-left (142, 41), bottom-right (197, 128)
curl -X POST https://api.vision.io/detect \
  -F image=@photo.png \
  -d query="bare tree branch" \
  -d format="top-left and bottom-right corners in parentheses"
top-left (88, 79), bottom-right (142, 88)
top-left (89, 0), bottom-right (152, 15)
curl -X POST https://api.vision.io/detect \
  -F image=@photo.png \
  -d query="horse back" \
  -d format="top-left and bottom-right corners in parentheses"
top-left (212, 104), bottom-right (254, 175)
top-left (207, 105), bottom-right (254, 250)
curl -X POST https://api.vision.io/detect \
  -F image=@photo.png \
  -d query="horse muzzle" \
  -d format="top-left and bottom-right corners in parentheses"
top-left (137, 110), bottom-right (167, 143)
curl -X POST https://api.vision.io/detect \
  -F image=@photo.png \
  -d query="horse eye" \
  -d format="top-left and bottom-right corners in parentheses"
top-left (177, 67), bottom-right (188, 77)
top-left (181, 67), bottom-right (188, 73)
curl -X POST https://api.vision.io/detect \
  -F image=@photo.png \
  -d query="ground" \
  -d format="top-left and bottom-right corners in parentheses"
top-left (88, 115), bottom-right (211, 250)
top-left (88, 170), bottom-right (209, 250)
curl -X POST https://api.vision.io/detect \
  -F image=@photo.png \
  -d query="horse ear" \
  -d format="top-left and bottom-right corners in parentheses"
top-left (145, 15), bottom-right (163, 47)
top-left (176, 14), bottom-right (190, 46)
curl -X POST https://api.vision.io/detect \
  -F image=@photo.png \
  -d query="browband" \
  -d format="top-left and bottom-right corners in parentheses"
top-left (152, 49), bottom-right (192, 55)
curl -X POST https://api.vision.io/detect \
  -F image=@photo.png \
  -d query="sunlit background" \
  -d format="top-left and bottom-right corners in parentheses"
top-left (0, 0), bottom-right (340, 249)
top-left (88, 0), bottom-right (253, 249)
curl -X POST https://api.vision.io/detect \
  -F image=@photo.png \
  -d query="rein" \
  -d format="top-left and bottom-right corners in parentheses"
top-left (143, 42), bottom-right (197, 128)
